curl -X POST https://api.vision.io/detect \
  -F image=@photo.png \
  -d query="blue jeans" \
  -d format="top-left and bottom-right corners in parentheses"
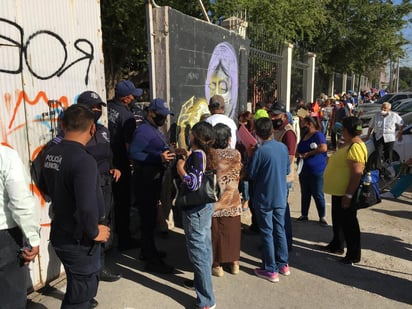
top-left (254, 205), bottom-right (289, 273)
top-left (239, 180), bottom-right (250, 201)
top-left (299, 173), bottom-right (326, 218)
top-left (182, 203), bottom-right (215, 308)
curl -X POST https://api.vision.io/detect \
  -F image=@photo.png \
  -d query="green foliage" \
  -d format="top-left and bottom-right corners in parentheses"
top-left (100, 0), bottom-right (412, 93)
top-left (399, 67), bottom-right (412, 91)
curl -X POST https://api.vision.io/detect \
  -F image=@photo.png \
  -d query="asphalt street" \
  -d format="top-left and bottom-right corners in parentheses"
top-left (27, 176), bottom-right (412, 309)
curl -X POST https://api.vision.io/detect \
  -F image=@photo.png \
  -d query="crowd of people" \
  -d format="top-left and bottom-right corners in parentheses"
top-left (1, 82), bottom-right (410, 309)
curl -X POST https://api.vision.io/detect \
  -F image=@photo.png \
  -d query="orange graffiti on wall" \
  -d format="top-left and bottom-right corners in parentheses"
top-left (7, 90), bottom-right (69, 130)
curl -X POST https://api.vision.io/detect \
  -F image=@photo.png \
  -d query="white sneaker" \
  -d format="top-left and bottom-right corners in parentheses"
top-left (381, 192), bottom-right (395, 199)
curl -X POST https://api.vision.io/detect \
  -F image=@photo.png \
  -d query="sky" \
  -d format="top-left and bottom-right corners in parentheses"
top-left (395, 0), bottom-right (412, 67)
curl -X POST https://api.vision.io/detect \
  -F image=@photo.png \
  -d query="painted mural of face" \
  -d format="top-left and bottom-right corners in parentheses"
top-left (209, 64), bottom-right (231, 116)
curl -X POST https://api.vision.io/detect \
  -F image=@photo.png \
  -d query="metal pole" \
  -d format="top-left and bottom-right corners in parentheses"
top-left (396, 57), bottom-right (400, 92)
top-left (197, 0), bottom-right (211, 23)
top-left (146, 0), bottom-right (156, 99)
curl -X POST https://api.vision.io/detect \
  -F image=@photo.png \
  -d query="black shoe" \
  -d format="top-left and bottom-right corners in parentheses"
top-left (183, 279), bottom-right (195, 290)
top-left (320, 244), bottom-right (344, 255)
top-left (139, 250), bottom-right (167, 261)
top-left (340, 257), bottom-right (360, 265)
top-left (145, 258), bottom-right (174, 274)
top-left (90, 298), bottom-right (98, 308)
top-left (296, 216), bottom-right (308, 221)
top-left (100, 268), bottom-right (121, 282)
top-left (118, 238), bottom-right (141, 251)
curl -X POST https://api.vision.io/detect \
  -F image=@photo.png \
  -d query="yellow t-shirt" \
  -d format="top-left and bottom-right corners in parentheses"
top-left (323, 142), bottom-right (367, 196)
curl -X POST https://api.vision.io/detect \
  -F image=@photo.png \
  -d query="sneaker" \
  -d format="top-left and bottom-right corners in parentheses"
top-left (212, 266), bottom-right (224, 277)
top-left (381, 191), bottom-right (395, 199)
top-left (196, 305), bottom-right (216, 309)
top-left (296, 216), bottom-right (308, 221)
top-left (230, 262), bottom-right (240, 275)
top-left (319, 217), bottom-right (328, 226)
top-left (90, 298), bottom-right (98, 308)
top-left (279, 264), bottom-right (290, 276)
top-left (183, 279), bottom-right (195, 291)
top-left (254, 268), bottom-right (279, 282)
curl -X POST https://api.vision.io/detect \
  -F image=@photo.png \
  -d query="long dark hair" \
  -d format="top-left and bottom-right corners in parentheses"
top-left (191, 121), bottom-right (218, 169)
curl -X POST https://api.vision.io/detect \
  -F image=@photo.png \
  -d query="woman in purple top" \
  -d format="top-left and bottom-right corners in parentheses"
top-left (296, 116), bottom-right (328, 224)
top-left (176, 121), bottom-right (218, 309)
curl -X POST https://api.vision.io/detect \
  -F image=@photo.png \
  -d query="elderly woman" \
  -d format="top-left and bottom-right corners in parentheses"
top-left (211, 123), bottom-right (242, 277)
top-left (296, 116), bottom-right (328, 224)
top-left (323, 116), bottom-right (367, 264)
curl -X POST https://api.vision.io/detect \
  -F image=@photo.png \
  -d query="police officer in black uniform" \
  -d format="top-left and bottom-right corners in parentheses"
top-left (77, 91), bottom-right (122, 282)
top-left (42, 104), bottom-right (110, 309)
top-left (129, 98), bottom-right (175, 274)
top-left (107, 80), bottom-right (142, 251)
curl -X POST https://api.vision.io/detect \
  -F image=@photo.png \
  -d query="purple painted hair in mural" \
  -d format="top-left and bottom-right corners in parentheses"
top-left (205, 42), bottom-right (238, 119)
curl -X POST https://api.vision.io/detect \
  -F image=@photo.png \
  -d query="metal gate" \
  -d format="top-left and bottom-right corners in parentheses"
top-left (247, 25), bottom-right (284, 110)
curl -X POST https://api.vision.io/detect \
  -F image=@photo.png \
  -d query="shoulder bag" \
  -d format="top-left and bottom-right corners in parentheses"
top-left (172, 150), bottom-right (221, 208)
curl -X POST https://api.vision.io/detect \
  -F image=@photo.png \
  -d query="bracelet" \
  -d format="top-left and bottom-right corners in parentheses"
top-left (344, 193), bottom-right (353, 199)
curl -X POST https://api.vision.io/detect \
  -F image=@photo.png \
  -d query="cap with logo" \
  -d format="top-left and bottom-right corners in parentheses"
top-left (77, 90), bottom-right (107, 107)
top-left (148, 98), bottom-right (174, 116)
top-left (115, 80), bottom-right (143, 98)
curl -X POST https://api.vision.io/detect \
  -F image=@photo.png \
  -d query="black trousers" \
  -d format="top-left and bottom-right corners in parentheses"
top-left (100, 173), bottom-right (114, 268)
top-left (330, 195), bottom-right (361, 260)
top-left (0, 227), bottom-right (27, 309)
top-left (52, 239), bottom-right (101, 309)
top-left (112, 164), bottom-right (132, 247)
top-left (373, 135), bottom-right (395, 170)
top-left (133, 164), bottom-right (163, 259)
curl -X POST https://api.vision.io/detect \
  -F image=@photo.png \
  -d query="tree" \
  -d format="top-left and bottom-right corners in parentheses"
top-left (100, 0), bottom-right (412, 96)
top-left (399, 67), bottom-right (412, 91)
top-left (101, 0), bottom-right (204, 96)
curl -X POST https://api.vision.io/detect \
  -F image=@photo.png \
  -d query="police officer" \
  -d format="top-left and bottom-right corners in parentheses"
top-left (129, 98), bottom-right (175, 274)
top-left (77, 91), bottom-right (122, 282)
top-left (42, 105), bottom-right (110, 308)
top-left (107, 80), bottom-right (142, 251)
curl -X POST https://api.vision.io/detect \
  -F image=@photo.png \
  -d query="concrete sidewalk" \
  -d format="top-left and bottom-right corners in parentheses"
top-left (27, 183), bottom-right (412, 309)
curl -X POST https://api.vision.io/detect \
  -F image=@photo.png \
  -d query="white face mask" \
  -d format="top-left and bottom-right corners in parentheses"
top-left (381, 111), bottom-right (389, 116)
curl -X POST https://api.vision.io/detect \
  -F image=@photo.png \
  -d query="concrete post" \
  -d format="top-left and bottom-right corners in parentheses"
top-left (352, 74), bottom-right (356, 92)
top-left (342, 73), bottom-right (347, 93)
top-left (280, 42), bottom-right (293, 111)
top-left (328, 72), bottom-right (335, 96)
top-left (303, 52), bottom-right (316, 103)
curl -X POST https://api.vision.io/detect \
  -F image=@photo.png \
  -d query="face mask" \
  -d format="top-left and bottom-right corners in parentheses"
top-left (381, 111), bottom-right (388, 116)
top-left (272, 119), bottom-right (283, 130)
top-left (153, 114), bottom-right (166, 127)
top-left (93, 110), bottom-right (102, 122)
top-left (301, 126), bottom-right (309, 137)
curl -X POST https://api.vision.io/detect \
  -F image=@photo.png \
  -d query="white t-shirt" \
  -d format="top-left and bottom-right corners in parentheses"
top-left (206, 114), bottom-right (238, 149)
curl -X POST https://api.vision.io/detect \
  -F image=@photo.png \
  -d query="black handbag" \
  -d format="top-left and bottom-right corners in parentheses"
top-left (172, 169), bottom-right (221, 208)
top-left (351, 170), bottom-right (381, 209)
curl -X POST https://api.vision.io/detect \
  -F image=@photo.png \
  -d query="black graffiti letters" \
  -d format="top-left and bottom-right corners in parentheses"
top-left (0, 18), bottom-right (94, 85)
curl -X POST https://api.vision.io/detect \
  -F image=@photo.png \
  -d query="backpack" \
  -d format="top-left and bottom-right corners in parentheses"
top-left (30, 136), bottom-right (63, 201)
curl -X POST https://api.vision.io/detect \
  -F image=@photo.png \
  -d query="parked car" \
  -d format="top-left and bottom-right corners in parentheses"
top-left (401, 111), bottom-right (412, 126)
top-left (392, 100), bottom-right (412, 116)
top-left (355, 92), bottom-right (412, 127)
top-left (364, 123), bottom-right (412, 166)
top-left (374, 92), bottom-right (412, 105)
top-left (391, 98), bottom-right (412, 110)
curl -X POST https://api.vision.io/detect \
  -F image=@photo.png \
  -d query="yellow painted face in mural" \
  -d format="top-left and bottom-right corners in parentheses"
top-left (176, 96), bottom-right (209, 149)
top-left (209, 63), bottom-right (231, 113)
